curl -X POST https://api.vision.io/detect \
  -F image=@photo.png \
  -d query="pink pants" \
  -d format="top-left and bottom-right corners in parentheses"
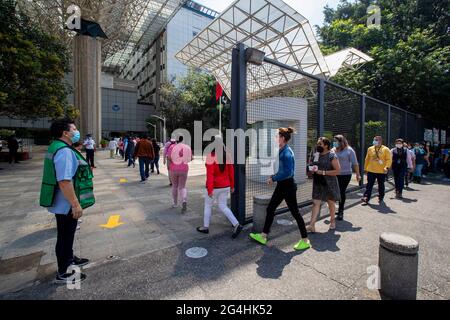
top-left (171, 171), bottom-right (188, 204)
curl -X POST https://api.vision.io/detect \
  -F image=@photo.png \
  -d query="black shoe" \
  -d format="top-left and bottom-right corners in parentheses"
top-left (151, 170), bottom-right (154, 173)
top-left (361, 197), bottom-right (368, 205)
top-left (337, 213), bottom-right (344, 221)
top-left (71, 256), bottom-right (89, 267)
top-left (157, 170), bottom-right (160, 175)
top-left (196, 227), bottom-right (209, 234)
top-left (55, 270), bottom-right (87, 284)
top-left (232, 224), bottom-right (243, 239)
top-left (181, 202), bottom-right (187, 213)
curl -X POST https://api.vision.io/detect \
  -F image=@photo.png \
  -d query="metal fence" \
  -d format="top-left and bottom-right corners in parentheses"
top-left (230, 44), bottom-right (448, 224)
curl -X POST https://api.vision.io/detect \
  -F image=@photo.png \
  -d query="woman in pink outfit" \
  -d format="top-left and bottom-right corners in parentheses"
top-left (167, 136), bottom-right (192, 213)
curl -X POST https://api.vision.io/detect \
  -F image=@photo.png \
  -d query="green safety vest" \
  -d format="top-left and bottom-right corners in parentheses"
top-left (39, 139), bottom-right (95, 209)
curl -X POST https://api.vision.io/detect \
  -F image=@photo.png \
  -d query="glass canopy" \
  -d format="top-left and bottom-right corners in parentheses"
top-left (175, 0), bottom-right (373, 98)
top-left (17, 0), bottom-right (185, 73)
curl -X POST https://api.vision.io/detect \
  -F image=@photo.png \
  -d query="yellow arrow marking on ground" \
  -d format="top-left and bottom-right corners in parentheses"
top-left (100, 215), bottom-right (124, 229)
top-left (119, 178), bottom-right (128, 183)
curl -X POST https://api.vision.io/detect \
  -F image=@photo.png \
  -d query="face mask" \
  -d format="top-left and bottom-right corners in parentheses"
top-left (396, 144), bottom-right (403, 149)
top-left (333, 141), bottom-right (340, 148)
top-left (71, 130), bottom-right (81, 144)
top-left (316, 145), bottom-right (324, 153)
top-left (373, 140), bottom-right (379, 146)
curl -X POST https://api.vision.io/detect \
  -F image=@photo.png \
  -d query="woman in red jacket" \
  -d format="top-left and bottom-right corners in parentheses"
top-left (197, 136), bottom-right (243, 239)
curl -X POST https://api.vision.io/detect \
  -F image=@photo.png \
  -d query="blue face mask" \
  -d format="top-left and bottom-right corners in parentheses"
top-left (333, 141), bottom-right (340, 148)
top-left (372, 140), bottom-right (378, 146)
top-left (71, 130), bottom-right (81, 143)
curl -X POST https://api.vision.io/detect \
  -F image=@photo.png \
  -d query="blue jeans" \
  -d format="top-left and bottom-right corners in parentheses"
top-left (414, 164), bottom-right (423, 177)
top-left (151, 154), bottom-right (160, 172)
top-left (139, 157), bottom-right (151, 181)
top-left (364, 172), bottom-right (386, 201)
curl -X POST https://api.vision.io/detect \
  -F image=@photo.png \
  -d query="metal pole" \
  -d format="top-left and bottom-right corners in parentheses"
top-left (163, 117), bottom-right (167, 144)
top-left (360, 94), bottom-right (366, 186)
top-left (318, 79), bottom-right (325, 137)
top-left (387, 105), bottom-right (391, 146)
top-left (231, 43), bottom-right (247, 224)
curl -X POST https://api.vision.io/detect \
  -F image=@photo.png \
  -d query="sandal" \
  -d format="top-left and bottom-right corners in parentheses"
top-left (306, 225), bottom-right (316, 234)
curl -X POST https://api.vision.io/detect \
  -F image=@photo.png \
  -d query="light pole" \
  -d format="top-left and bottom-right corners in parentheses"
top-left (146, 122), bottom-right (157, 140)
top-left (150, 115), bottom-right (166, 143)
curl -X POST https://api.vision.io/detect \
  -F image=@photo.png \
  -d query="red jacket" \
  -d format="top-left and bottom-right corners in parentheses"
top-left (205, 152), bottom-right (234, 195)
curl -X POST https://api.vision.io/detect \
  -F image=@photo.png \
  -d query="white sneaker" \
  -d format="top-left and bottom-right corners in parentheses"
top-left (172, 204), bottom-right (178, 208)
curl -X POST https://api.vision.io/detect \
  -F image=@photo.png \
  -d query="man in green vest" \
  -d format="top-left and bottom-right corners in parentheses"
top-left (40, 119), bottom-right (95, 284)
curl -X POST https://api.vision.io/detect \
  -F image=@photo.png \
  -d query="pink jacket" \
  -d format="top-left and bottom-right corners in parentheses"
top-left (167, 143), bottom-right (192, 173)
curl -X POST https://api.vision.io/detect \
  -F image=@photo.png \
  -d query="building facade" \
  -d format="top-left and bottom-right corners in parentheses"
top-left (121, 0), bottom-right (219, 107)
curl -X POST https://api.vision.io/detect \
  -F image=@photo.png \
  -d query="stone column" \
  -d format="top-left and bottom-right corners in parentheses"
top-left (73, 34), bottom-right (102, 144)
top-left (252, 195), bottom-right (271, 233)
top-left (379, 232), bottom-right (419, 300)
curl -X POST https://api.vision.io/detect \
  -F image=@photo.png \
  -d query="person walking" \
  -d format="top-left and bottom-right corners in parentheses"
top-left (361, 136), bottom-right (392, 205)
top-left (108, 138), bottom-right (117, 159)
top-left (39, 119), bottom-right (95, 284)
top-left (83, 134), bottom-right (96, 168)
top-left (7, 134), bottom-right (20, 164)
top-left (390, 138), bottom-right (413, 199)
top-left (150, 138), bottom-right (161, 174)
top-left (332, 134), bottom-right (360, 221)
top-left (125, 137), bottom-right (136, 168)
top-left (163, 138), bottom-right (177, 186)
top-left (196, 135), bottom-right (243, 238)
top-left (307, 137), bottom-right (341, 232)
top-left (404, 141), bottom-right (416, 187)
top-left (167, 136), bottom-right (192, 213)
top-left (118, 138), bottom-right (125, 159)
top-left (133, 134), bottom-right (155, 183)
top-left (413, 142), bottom-right (427, 183)
top-left (249, 127), bottom-right (311, 251)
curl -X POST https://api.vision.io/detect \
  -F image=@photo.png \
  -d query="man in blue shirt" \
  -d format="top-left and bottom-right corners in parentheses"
top-left (47, 119), bottom-right (89, 284)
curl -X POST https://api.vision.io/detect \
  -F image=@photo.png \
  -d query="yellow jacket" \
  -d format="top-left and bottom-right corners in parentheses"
top-left (364, 145), bottom-right (392, 174)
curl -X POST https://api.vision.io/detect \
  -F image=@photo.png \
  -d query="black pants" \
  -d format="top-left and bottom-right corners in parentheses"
top-left (86, 149), bottom-right (95, 167)
top-left (55, 211), bottom-right (78, 274)
top-left (364, 172), bottom-right (386, 201)
top-left (337, 175), bottom-right (352, 213)
top-left (263, 178), bottom-right (307, 238)
top-left (9, 149), bottom-right (18, 163)
top-left (393, 166), bottom-right (406, 194)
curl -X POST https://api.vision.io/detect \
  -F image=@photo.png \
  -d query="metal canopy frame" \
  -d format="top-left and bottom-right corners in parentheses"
top-left (17, 0), bottom-right (185, 73)
top-left (175, 0), bottom-right (373, 98)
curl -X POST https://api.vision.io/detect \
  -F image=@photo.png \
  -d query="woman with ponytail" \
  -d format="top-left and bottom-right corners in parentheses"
top-left (249, 127), bottom-right (311, 251)
top-left (197, 135), bottom-right (243, 239)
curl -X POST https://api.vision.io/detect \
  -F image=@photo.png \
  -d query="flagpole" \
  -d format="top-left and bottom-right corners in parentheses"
top-left (219, 98), bottom-right (222, 136)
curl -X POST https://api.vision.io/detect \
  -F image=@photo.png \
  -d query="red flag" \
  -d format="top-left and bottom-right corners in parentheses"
top-left (215, 81), bottom-right (223, 102)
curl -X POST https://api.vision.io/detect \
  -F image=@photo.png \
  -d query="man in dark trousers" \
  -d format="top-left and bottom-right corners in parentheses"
top-left (390, 138), bottom-right (413, 199)
top-left (133, 134), bottom-right (155, 183)
top-left (7, 134), bottom-right (19, 164)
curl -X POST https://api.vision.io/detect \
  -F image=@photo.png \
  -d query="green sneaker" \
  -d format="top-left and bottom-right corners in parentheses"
top-left (293, 239), bottom-right (311, 251)
top-left (249, 233), bottom-right (267, 245)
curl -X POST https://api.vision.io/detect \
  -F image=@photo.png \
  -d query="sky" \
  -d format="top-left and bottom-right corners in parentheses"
top-left (194, 0), bottom-right (342, 33)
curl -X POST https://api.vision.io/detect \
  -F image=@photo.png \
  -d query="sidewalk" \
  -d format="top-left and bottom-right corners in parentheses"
top-left (0, 150), bottom-right (449, 299)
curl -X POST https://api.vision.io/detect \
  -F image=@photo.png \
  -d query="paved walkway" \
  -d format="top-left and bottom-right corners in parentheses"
top-left (0, 149), bottom-right (449, 299)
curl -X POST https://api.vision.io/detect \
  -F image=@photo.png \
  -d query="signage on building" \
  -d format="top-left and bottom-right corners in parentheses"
top-left (424, 129), bottom-right (432, 142)
top-left (433, 128), bottom-right (440, 145)
top-left (112, 104), bottom-right (120, 112)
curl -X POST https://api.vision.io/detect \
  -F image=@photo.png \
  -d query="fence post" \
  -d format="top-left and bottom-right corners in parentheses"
top-left (387, 105), bottom-right (391, 146)
top-left (404, 111), bottom-right (408, 142)
top-left (360, 94), bottom-right (366, 186)
top-left (231, 43), bottom-right (247, 224)
top-left (317, 79), bottom-right (325, 137)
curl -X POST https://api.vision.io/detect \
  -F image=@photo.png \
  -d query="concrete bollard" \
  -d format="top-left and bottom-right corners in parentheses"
top-left (379, 232), bottom-right (419, 300)
top-left (252, 195), bottom-right (271, 233)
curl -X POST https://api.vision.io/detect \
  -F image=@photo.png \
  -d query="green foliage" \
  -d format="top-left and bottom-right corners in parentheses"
top-left (158, 69), bottom-right (230, 139)
top-left (317, 0), bottom-right (450, 125)
top-left (0, 0), bottom-right (76, 120)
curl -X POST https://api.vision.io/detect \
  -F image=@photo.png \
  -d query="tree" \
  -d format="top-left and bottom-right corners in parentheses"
top-left (157, 69), bottom-right (230, 142)
top-left (317, 0), bottom-right (450, 125)
top-left (0, 0), bottom-right (77, 120)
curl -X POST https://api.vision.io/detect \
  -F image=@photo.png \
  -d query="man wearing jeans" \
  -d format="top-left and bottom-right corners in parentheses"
top-left (40, 119), bottom-right (92, 284)
top-left (362, 136), bottom-right (392, 205)
top-left (133, 134), bottom-right (155, 182)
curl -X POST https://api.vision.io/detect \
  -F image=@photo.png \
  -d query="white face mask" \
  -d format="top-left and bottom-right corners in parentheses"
top-left (396, 144), bottom-right (403, 148)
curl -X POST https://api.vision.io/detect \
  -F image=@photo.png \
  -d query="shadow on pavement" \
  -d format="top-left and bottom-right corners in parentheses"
top-left (255, 246), bottom-right (305, 279)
